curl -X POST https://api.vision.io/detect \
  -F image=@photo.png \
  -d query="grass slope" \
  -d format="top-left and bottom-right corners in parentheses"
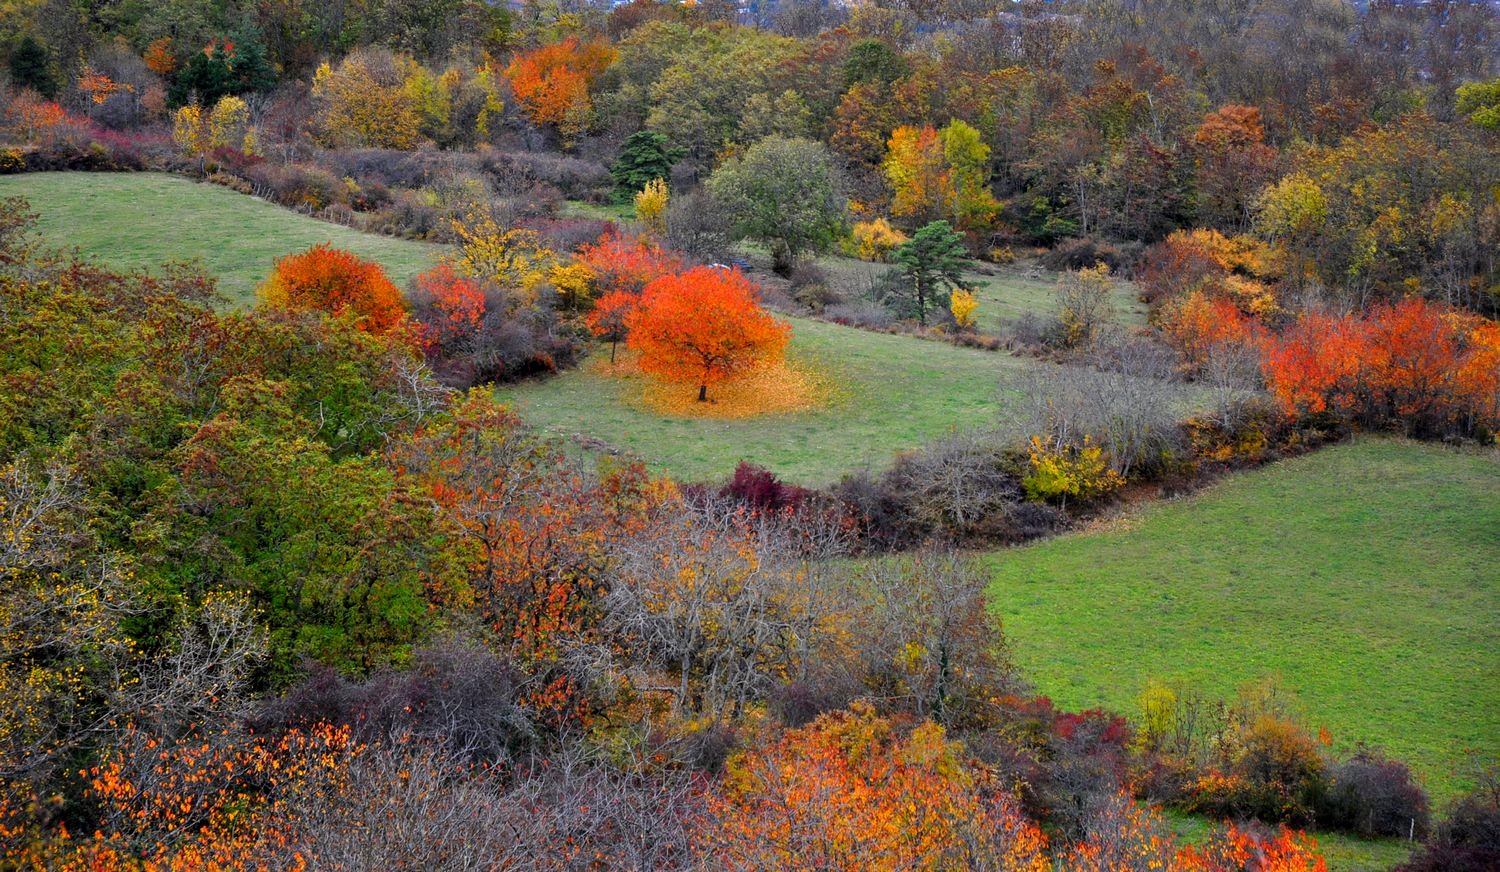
top-left (0, 172), bottom-right (440, 305)
top-left (499, 316), bottom-right (1033, 485)
top-left (986, 438), bottom-right (1500, 804)
top-left (967, 263), bottom-right (1149, 332)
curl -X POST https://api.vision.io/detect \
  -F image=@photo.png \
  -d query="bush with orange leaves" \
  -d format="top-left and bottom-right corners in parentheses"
top-left (1069, 791), bottom-right (1327, 872)
top-left (626, 266), bottom-right (791, 402)
top-left (1260, 297), bottom-right (1500, 437)
top-left (1141, 228), bottom-right (1281, 367)
top-left (258, 244), bottom-right (409, 337)
top-left (1, 722), bottom-right (360, 871)
top-left (504, 38), bottom-right (617, 146)
top-left (1160, 289), bottom-right (1265, 368)
top-left (576, 230), bottom-right (684, 296)
top-left (701, 702), bottom-right (1051, 872)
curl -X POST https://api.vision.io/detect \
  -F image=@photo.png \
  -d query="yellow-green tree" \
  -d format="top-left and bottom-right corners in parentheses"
top-left (312, 52), bottom-right (422, 149)
top-left (635, 177), bottom-right (670, 237)
top-left (172, 103), bottom-right (210, 170)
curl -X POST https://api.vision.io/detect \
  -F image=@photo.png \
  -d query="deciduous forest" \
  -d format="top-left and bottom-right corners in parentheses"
top-left (1, 0), bottom-right (1497, 869)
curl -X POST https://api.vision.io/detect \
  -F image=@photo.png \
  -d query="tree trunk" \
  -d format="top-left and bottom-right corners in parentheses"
top-left (698, 383), bottom-right (708, 402)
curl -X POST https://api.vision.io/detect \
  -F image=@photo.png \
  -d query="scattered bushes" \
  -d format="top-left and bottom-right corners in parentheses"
top-left (252, 640), bottom-right (536, 764)
top-left (1040, 236), bottom-right (1142, 274)
top-left (1400, 767), bottom-right (1500, 871)
top-left (1322, 750), bottom-right (1430, 838)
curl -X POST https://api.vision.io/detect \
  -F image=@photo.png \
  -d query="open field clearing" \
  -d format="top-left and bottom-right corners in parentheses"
top-left (0, 172), bottom-right (440, 305)
top-left (498, 315), bottom-right (1030, 485)
top-left (986, 438), bottom-right (1500, 805)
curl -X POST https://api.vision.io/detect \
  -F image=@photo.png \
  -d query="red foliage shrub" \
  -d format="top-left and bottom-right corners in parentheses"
top-left (258, 243), bottom-right (409, 337)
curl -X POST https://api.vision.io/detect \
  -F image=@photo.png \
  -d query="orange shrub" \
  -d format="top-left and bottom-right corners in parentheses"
top-left (258, 244), bottom-right (409, 336)
top-left (625, 266), bottom-right (790, 402)
top-left (1160, 289), bottom-right (1264, 367)
top-left (702, 703), bottom-right (1050, 872)
top-left (412, 264), bottom-right (485, 348)
top-left (1260, 298), bottom-right (1500, 435)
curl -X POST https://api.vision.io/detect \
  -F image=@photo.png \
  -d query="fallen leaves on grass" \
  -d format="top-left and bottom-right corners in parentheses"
top-left (592, 350), bottom-right (836, 419)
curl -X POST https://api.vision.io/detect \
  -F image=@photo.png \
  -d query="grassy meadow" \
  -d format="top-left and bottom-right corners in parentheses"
top-left (8, 171), bottom-right (1494, 871)
top-left (498, 316), bottom-right (1028, 485)
top-left (0, 172), bottom-right (441, 305)
top-left (986, 438), bottom-right (1500, 804)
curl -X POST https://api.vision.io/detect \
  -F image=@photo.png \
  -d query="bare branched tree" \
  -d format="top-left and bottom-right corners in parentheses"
top-left (1015, 334), bottom-right (1186, 478)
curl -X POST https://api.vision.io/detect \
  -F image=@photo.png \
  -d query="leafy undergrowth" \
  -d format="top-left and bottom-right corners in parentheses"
top-left (0, 172), bottom-right (440, 305)
top-left (987, 438), bottom-right (1500, 804)
top-left (1164, 811), bottom-right (1414, 872)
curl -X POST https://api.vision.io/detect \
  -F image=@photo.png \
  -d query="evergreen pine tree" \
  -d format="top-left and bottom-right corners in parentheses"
top-left (892, 221), bottom-right (972, 326)
top-left (229, 32), bottom-right (276, 94)
top-left (610, 131), bottom-right (680, 203)
top-left (8, 35), bottom-right (56, 99)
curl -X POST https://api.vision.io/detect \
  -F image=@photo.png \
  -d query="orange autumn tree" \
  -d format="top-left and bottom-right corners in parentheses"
top-left (504, 38), bottom-right (616, 146)
top-left (586, 290), bottom-right (637, 364)
top-left (1260, 298), bottom-right (1500, 435)
top-left (701, 702), bottom-right (1051, 871)
top-left (258, 244), bottom-right (408, 336)
top-left (626, 266), bottom-right (790, 402)
top-left (576, 230), bottom-right (684, 295)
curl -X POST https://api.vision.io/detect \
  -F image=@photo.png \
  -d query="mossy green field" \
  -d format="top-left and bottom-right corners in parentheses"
top-left (986, 439), bottom-right (1500, 804)
top-left (0, 172), bottom-right (440, 305)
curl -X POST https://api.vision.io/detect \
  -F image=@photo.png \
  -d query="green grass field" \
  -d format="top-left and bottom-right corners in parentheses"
top-left (0, 172), bottom-right (441, 305)
top-left (499, 316), bottom-right (1031, 485)
top-left (808, 252), bottom-right (1147, 333)
top-left (967, 262), bottom-right (1149, 332)
top-left (986, 438), bottom-right (1500, 805)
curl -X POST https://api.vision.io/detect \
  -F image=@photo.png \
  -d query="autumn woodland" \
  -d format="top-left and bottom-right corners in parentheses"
top-left (0, 0), bottom-right (1498, 869)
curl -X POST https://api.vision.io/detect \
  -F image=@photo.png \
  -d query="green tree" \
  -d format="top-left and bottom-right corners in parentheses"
top-left (229, 30), bottom-right (277, 94)
top-left (611, 130), bottom-right (680, 202)
top-left (940, 119), bottom-right (999, 231)
top-left (170, 43), bottom-right (236, 106)
top-left (8, 35), bottom-right (55, 98)
top-left (739, 88), bottom-right (811, 143)
top-left (707, 135), bottom-right (847, 276)
top-left (1455, 77), bottom-right (1500, 131)
top-left (844, 38), bottom-right (908, 90)
top-left (893, 220), bottom-right (971, 326)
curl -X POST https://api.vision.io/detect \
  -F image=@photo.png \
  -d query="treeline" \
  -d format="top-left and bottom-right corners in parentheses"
top-left (2, 0), bottom-right (1498, 314)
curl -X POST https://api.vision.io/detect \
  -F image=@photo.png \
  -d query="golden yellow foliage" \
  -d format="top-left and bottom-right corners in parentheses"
top-left (549, 261), bottom-right (596, 312)
top-left (635, 177), bottom-right (669, 236)
top-left (449, 211), bottom-right (559, 297)
top-left (949, 287), bottom-right (979, 329)
top-left (846, 218), bottom-right (909, 262)
top-left (597, 352), bottom-right (836, 419)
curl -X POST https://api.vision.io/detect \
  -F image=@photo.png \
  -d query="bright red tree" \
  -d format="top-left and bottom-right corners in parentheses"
top-left (586, 289), bottom-right (638, 364)
top-left (258, 244), bottom-right (408, 336)
top-left (625, 267), bottom-right (790, 402)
